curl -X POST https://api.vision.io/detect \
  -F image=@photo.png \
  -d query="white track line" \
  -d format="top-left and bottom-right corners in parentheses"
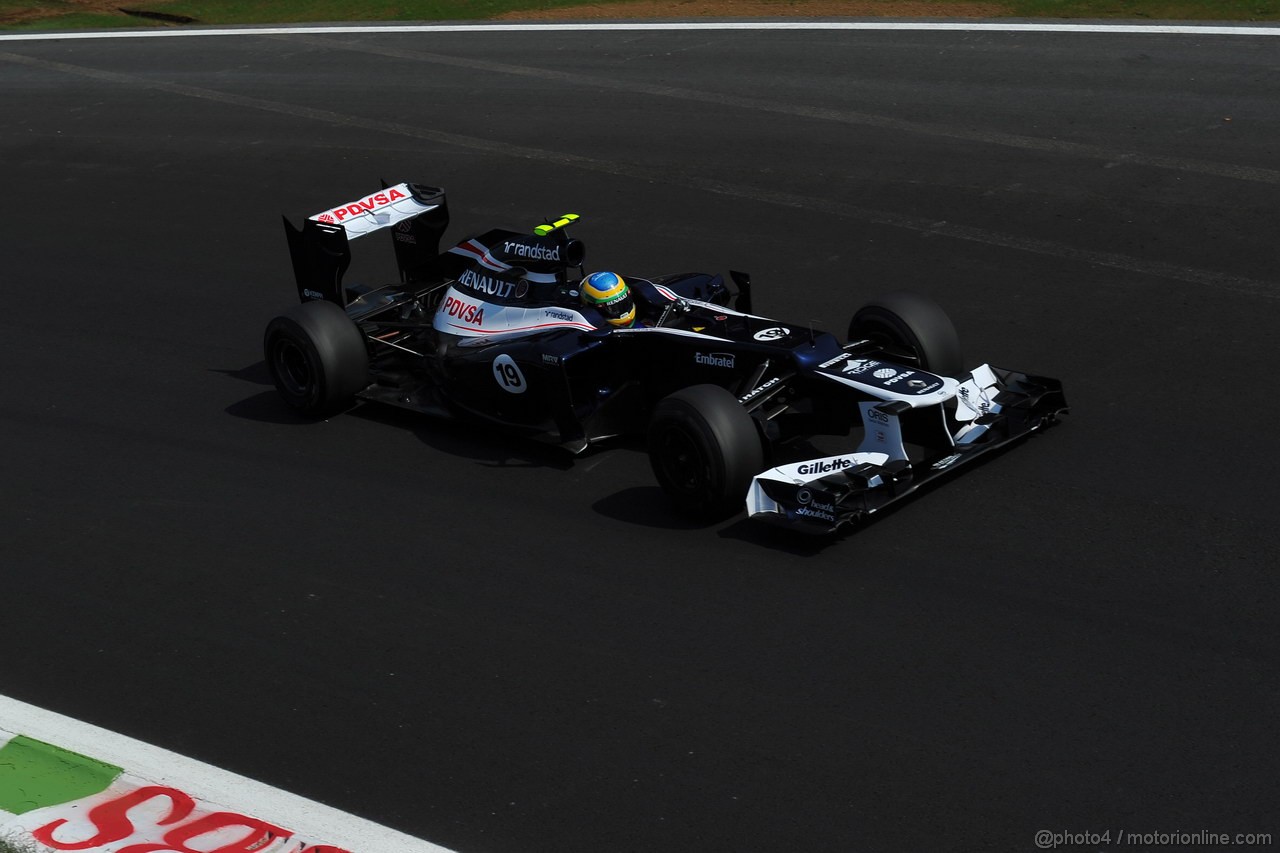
top-left (0, 695), bottom-right (456, 853)
top-left (1, 21), bottom-right (1279, 42)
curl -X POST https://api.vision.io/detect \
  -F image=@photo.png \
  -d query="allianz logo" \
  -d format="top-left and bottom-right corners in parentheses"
top-left (695, 352), bottom-right (735, 368)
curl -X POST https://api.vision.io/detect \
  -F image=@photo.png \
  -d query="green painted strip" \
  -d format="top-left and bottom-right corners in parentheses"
top-left (0, 735), bottom-right (121, 815)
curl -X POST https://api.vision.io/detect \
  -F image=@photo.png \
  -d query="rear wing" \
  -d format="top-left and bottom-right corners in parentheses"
top-left (282, 181), bottom-right (449, 306)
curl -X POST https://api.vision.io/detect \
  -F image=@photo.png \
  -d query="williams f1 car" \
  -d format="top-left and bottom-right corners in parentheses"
top-left (264, 182), bottom-right (1067, 533)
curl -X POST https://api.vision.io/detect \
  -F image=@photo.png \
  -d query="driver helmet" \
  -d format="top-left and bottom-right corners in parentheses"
top-left (580, 271), bottom-right (636, 328)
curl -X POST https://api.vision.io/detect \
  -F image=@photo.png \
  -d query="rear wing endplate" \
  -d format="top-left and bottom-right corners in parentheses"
top-left (283, 181), bottom-right (450, 307)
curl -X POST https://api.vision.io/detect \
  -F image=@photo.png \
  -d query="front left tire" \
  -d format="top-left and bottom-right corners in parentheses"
top-left (647, 384), bottom-right (765, 519)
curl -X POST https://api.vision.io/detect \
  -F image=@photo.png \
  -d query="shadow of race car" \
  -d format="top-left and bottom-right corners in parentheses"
top-left (264, 181), bottom-right (1067, 534)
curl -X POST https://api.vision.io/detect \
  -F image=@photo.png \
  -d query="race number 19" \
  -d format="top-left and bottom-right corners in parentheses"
top-left (493, 354), bottom-right (527, 394)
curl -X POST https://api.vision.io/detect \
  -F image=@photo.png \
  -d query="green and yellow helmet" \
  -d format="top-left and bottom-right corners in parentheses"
top-left (580, 271), bottom-right (636, 328)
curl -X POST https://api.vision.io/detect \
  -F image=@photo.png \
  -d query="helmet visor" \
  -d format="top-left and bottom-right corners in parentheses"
top-left (597, 290), bottom-right (634, 321)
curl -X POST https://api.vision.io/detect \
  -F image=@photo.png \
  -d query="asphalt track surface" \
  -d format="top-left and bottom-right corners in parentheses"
top-left (2, 21), bottom-right (1278, 853)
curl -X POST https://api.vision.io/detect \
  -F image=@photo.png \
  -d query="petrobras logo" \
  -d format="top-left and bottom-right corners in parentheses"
top-left (458, 268), bottom-right (517, 298)
top-left (503, 241), bottom-right (561, 262)
top-left (441, 295), bottom-right (485, 325)
top-left (313, 187), bottom-right (407, 223)
top-left (797, 458), bottom-right (853, 476)
top-left (695, 352), bottom-right (736, 369)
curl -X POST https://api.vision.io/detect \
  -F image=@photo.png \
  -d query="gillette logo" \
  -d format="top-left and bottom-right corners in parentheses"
top-left (796, 458), bottom-right (853, 475)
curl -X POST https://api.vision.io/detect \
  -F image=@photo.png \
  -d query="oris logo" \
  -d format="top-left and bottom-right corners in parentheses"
top-left (866, 408), bottom-right (890, 425)
top-left (797, 458), bottom-right (853, 475)
top-left (753, 326), bottom-right (791, 341)
top-left (695, 352), bottom-right (736, 368)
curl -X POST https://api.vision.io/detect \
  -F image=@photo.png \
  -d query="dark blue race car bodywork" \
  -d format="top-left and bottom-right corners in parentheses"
top-left (266, 182), bottom-right (1067, 533)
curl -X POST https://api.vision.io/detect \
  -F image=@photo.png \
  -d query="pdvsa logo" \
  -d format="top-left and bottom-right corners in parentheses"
top-left (442, 295), bottom-right (485, 325)
top-left (313, 187), bottom-right (407, 223)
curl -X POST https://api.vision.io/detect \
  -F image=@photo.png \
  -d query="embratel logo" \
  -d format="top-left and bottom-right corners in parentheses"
top-left (695, 352), bottom-right (736, 368)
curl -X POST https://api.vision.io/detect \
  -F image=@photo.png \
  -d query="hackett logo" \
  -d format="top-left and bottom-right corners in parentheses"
top-left (315, 188), bottom-right (407, 223)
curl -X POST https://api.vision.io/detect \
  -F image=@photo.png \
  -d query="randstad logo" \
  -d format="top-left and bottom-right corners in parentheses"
top-left (502, 241), bottom-right (561, 261)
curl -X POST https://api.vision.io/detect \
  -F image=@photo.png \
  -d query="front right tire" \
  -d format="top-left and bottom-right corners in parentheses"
top-left (848, 291), bottom-right (964, 378)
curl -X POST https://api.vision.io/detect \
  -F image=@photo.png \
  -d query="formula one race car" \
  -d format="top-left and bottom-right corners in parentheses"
top-left (264, 182), bottom-right (1067, 533)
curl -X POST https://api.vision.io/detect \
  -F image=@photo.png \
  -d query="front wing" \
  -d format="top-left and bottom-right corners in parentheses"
top-left (745, 365), bottom-right (1067, 533)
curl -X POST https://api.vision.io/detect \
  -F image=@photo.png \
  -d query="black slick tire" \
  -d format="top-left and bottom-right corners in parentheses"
top-left (848, 291), bottom-right (964, 377)
top-left (263, 300), bottom-right (369, 416)
top-left (647, 384), bottom-right (764, 519)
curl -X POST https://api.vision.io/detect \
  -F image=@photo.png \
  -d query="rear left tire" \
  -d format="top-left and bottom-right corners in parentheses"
top-left (264, 300), bottom-right (369, 417)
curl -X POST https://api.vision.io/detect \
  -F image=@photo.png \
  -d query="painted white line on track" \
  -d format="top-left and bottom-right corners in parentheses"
top-left (1, 21), bottom-right (1279, 42)
top-left (0, 694), bottom-right (457, 853)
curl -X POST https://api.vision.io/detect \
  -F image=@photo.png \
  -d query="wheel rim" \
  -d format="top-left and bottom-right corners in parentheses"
top-left (270, 337), bottom-right (314, 398)
top-left (856, 318), bottom-right (921, 368)
top-left (653, 425), bottom-right (708, 497)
